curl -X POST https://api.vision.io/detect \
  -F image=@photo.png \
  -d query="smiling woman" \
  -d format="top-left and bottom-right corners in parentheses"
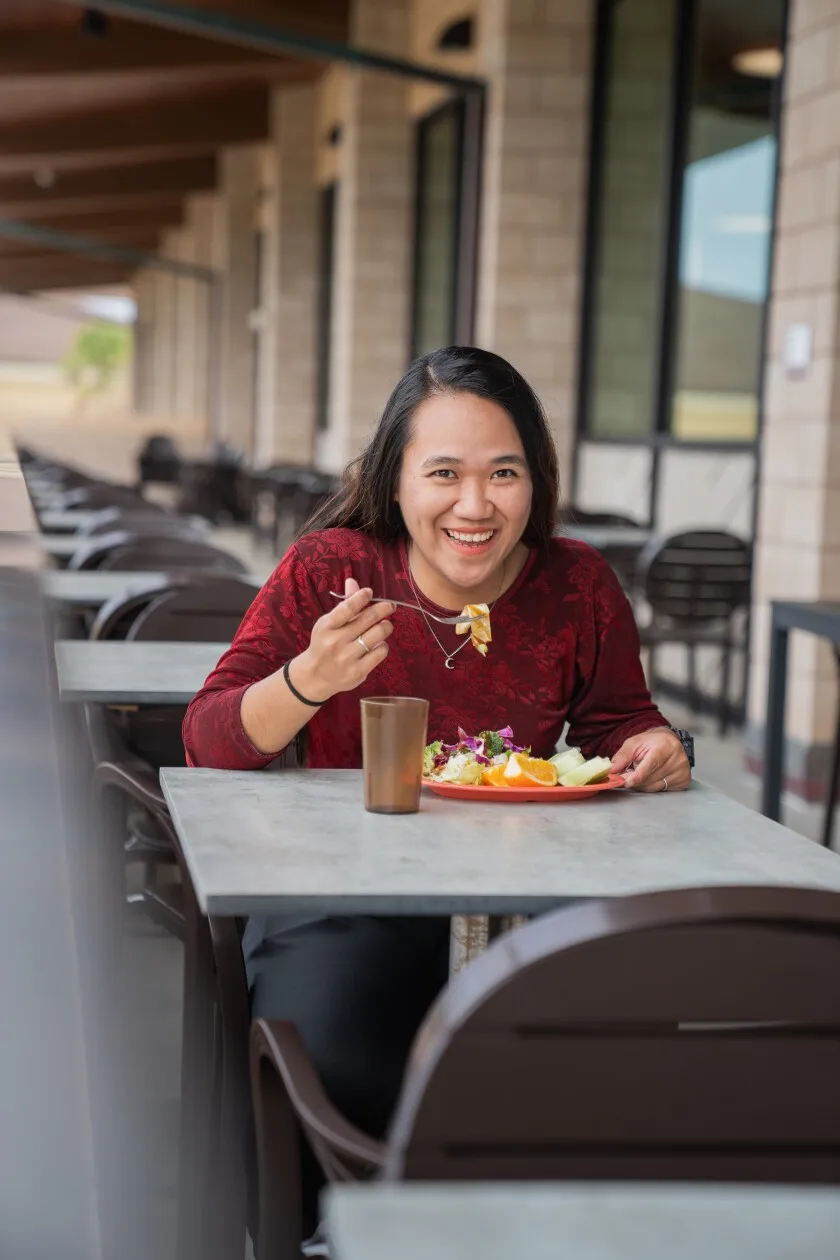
top-left (181, 345), bottom-right (689, 1241)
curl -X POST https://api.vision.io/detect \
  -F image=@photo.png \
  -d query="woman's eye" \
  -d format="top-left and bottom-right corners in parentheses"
top-left (492, 468), bottom-right (518, 479)
top-left (430, 469), bottom-right (457, 479)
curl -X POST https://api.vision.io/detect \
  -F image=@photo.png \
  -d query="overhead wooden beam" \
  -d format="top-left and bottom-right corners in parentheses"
top-left (52, 0), bottom-right (485, 89)
top-left (0, 91), bottom-right (270, 172)
top-left (0, 230), bottom-right (164, 258)
top-left (0, 258), bottom-right (134, 292)
top-left (0, 205), bottom-right (183, 237)
top-left (0, 156), bottom-right (217, 209)
top-left (0, 196), bottom-right (187, 225)
top-left (0, 25), bottom-right (280, 76)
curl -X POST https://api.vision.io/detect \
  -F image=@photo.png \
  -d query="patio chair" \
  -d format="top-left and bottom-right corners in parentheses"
top-left (637, 529), bottom-right (752, 734)
top-left (74, 505), bottom-right (201, 540)
top-left (555, 505), bottom-right (646, 595)
top-left (136, 433), bottom-right (182, 487)
top-left (250, 884), bottom-right (840, 1260)
top-left (69, 531), bottom-right (248, 574)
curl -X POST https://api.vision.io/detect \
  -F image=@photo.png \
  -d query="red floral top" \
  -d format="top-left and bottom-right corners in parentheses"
top-left (183, 528), bottom-right (669, 770)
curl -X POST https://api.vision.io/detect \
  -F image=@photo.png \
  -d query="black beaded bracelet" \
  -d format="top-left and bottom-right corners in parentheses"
top-left (283, 659), bottom-right (328, 708)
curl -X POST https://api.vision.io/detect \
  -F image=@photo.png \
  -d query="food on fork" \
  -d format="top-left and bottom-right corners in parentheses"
top-left (423, 727), bottom-right (613, 789)
top-left (454, 603), bottom-right (492, 657)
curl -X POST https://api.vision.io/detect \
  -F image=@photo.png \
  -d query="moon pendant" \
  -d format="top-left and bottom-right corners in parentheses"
top-left (445, 657), bottom-right (456, 670)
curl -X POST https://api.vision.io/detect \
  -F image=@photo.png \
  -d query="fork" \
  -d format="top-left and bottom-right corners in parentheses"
top-left (328, 591), bottom-right (484, 626)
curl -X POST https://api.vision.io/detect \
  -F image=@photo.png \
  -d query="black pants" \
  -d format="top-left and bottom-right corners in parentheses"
top-left (243, 914), bottom-right (451, 1236)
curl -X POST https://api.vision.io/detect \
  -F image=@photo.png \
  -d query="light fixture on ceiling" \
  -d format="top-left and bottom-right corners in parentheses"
top-left (732, 46), bottom-right (784, 78)
top-left (34, 168), bottom-right (56, 190)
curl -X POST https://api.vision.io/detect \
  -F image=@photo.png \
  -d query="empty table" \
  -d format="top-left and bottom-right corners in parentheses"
top-left (325, 1183), bottom-right (840, 1260)
top-left (561, 525), bottom-right (653, 551)
top-left (54, 640), bottom-right (228, 704)
top-left (159, 770), bottom-right (840, 918)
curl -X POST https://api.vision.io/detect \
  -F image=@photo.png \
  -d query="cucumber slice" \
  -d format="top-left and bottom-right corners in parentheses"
top-left (558, 756), bottom-right (613, 788)
top-left (549, 748), bottom-right (585, 777)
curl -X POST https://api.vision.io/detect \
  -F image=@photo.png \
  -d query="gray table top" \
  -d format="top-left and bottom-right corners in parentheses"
top-left (158, 768), bottom-right (840, 917)
top-left (562, 525), bottom-right (654, 550)
top-left (54, 640), bottom-right (228, 703)
top-left (326, 1183), bottom-right (840, 1260)
top-left (42, 569), bottom-right (260, 610)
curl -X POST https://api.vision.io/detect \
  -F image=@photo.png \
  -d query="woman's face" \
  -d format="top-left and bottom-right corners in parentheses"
top-left (396, 391), bottom-right (533, 595)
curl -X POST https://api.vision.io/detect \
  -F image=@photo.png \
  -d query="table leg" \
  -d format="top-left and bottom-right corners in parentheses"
top-left (761, 620), bottom-right (789, 821)
top-left (176, 897), bottom-right (218, 1260)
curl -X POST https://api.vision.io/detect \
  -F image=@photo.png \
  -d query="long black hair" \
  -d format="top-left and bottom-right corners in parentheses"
top-left (304, 346), bottom-right (559, 547)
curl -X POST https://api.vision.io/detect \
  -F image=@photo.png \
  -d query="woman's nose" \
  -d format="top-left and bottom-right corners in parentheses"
top-left (453, 479), bottom-right (492, 520)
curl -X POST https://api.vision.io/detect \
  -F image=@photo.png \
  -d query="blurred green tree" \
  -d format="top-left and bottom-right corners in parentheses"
top-left (63, 321), bottom-right (131, 396)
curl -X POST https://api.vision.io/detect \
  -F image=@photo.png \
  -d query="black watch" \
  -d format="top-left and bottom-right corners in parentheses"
top-left (670, 727), bottom-right (695, 769)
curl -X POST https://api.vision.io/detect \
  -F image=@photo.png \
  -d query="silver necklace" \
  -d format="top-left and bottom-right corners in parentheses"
top-left (406, 550), bottom-right (506, 670)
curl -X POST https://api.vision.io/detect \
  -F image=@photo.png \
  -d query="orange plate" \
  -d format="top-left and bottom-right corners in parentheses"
top-left (422, 773), bottom-right (625, 803)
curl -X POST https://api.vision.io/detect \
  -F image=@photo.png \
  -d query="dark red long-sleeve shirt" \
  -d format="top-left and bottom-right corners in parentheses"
top-left (183, 529), bottom-right (669, 770)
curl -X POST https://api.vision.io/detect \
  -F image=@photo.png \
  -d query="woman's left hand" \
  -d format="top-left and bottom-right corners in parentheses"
top-left (610, 728), bottom-right (691, 793)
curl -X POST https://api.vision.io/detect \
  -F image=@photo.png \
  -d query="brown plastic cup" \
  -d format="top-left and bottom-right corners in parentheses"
top-left (360, 696), bottom-right (429, 814)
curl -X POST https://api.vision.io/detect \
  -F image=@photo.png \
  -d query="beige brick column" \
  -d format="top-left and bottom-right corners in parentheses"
top-left (747, 0), bottom-right (840, 798)
top-left (216, 145), bottom-right (261, 457)
top-left (185, 192), bottom-right (219, 436)
top-left (476, 0), bottom-right (593, 477)
top-left (319, 0), bottom-right (413, 471)
top-left (166, 226), bottom-right (201, 422)
top-left (131, 268), bottom-right (155, 414)
top-left (150, 261), bottom-right (177, 419)
top-left (256, 85), bottom-right (319, 468)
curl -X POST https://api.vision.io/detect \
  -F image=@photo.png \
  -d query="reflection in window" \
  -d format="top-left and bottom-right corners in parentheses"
top-left (411, 99), bottom-right (464, 358)
top-left (586, 0), bottom-right (675, 438)
top-left (671, 0), bottom-right (784, 441)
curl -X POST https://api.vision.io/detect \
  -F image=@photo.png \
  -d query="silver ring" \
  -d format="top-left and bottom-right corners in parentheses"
top-left (661, 777), bottom-right (669, 793)
top-left (357, 634), bottom-right (371, 655)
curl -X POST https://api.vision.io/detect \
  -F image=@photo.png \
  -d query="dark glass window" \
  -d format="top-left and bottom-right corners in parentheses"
top-left (411, 99), bottom-right (465, 359)
top-left (582, 0), bottom-right (785, 444)
top-left (315, 182), bottom-right (337, 432)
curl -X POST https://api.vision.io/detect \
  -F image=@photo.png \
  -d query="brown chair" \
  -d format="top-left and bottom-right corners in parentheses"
top-left (250, 885), bottom-right (840, 1259)
top-left (101, 537), bottom-right (250, 575)
top-left (637, 530), bottom-right (752, 734)
top-left (75, 505), bottom-right (203, 540)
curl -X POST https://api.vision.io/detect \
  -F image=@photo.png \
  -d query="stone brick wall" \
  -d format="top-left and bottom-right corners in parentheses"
top-left (748, 0), bottom-right (840, 787)
top-left (476, 0), bottom-right (593, 477)
top-left (319, 0), bottom-right (413, 472)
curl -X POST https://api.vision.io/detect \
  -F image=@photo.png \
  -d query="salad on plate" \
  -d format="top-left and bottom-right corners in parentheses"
top-left (423, 726), bottom-right (613, 789)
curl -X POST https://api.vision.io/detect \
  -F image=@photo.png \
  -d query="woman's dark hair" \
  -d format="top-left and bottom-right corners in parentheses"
top-left (304, 346), bottom-right (559, 547)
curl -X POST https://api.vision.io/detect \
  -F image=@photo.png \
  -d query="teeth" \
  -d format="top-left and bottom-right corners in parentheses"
top-left (446, 530), bottom-right (494, 543)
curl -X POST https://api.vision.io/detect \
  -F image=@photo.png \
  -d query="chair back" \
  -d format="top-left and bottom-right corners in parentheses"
top-left (127, 577), bottom-right (256, 642)
top-left (639, 529), bottom-right (752, 626)
top-left (99, 536), bottom-right (248, 575)
top-left (385, 886), bottom-right (840, 1184)
top-left (76, 506), bottom-right (196, 539)
top-left (90, 584), bottom-right (170, 641)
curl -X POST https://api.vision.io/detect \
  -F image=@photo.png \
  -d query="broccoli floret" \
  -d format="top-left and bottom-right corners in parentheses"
top-left (479, 729), bottom-right (506, 758)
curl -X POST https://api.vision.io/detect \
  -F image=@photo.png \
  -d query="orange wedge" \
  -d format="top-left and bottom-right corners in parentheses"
top-left (503, 752), bottom-right (559, 788)
top-left (481, 763), bottom-right (509, 787)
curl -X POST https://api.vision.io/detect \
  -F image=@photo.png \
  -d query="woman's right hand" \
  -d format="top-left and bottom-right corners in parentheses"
top-left (290, 577), bottom-right (394, 702)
